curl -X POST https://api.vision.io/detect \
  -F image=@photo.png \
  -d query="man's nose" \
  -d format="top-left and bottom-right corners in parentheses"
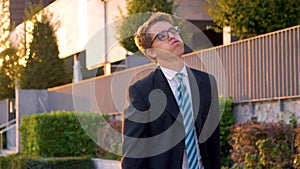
top-left (168, 32), bottom-right (176, 39)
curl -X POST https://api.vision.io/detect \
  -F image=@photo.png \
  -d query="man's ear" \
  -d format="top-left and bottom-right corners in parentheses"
top-left (146, 49), bottom-right (157, 59)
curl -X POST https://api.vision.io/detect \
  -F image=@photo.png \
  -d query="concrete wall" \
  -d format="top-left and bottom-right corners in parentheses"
top-left (17, 90), bottom-right (49, 117)
top-left (174, 0), bottom-right (211, 20)
top-left (233, 98), bottom-right (300, 124)
top-left (16, 90), bottom-right (300, 127)
top-left (16, 89), bottom-right (48, 152)
top-left (15, 88), bottom-right (95, 152)
top-left (0, 99), bottom-right (14, 150)
top-left (16, 89), bottom-right (88, 114)
top-left (7, 126), bottom-right (16, 149)
top-left (0, 99), bottom-right (8, 124)
top-left (48, 91), bottom-right (75, 112)
top-left (15, 89), bottom-right (300, 153)
top-left (126, 55), bottom-right (151, 68)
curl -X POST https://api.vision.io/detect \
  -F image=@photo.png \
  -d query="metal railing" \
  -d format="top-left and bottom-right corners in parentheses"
top-left (0, 119), bottom-right (16, 155)
top-left (184, 25), bottom-right (300, 102)
top-left (48, 25), bottom-right (300, 115)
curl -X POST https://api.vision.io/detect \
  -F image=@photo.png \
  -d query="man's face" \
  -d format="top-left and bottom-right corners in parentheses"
top-left (147, 21), bottom-right (184, 61)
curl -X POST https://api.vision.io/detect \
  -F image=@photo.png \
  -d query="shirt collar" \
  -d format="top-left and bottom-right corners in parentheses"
top-left (160, 64), bottom-right (188, 81)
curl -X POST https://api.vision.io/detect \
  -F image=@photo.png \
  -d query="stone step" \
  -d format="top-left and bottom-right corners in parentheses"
top-left (92, 158), bottom-right (121, 169)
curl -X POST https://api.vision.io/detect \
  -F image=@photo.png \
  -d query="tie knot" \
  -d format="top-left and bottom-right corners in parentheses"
top-left (176, 73), bottom-right (183, 83)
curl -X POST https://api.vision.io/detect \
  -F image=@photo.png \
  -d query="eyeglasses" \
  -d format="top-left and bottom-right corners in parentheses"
top-left (149, 26), bottom-right (180, 47)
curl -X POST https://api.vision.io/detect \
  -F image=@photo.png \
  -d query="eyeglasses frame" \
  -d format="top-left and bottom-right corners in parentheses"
top-left (149, 26), bottom-right (180, 47)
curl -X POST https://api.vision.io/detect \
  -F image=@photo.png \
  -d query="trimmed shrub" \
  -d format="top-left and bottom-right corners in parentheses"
top-left (97, 115), bottom-right (122, 160)
top-left (0, 155), bottom-right (94, 169)
top-left (219, 96), bottom-right (235, 167)
top-left (230, 121), bottom-right (294, 168)
top-left (0, 155), bottom-right (19, 169)
top-left (19, 111), bottom-right (106, 157)
top-left (22, 156), bottom-right (94, 169)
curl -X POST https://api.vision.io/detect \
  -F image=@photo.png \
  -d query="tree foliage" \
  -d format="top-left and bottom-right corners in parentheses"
top-left (0, 47), bottom-right (18, 99)
top-left (205, 0), bottom-right (300, 38)
top-left (0, 0), bottom-right (19, 100)
top-left (116, 0), bottom-right (174, 53)
top-left (0, 0), bottom-right (10, 51)
top-left (19, 4), bottom-right (70, 89)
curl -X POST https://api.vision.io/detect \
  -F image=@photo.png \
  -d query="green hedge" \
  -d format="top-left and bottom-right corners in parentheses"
top-left (19, 111), bottom-right (106, 157)
top-left (0, 155), bottom-right (94, 169)
top-left (0, 156), bottom-right (13, 169)
top-left (219, 96), bottom-right (235, 167)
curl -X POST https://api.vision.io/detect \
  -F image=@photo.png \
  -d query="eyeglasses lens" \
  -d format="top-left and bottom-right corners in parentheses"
top-left (156, 26), bottom-right (180, 41)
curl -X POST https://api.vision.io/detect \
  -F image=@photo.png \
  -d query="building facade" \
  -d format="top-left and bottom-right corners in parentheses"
top-left (10, 0), bottom-right (55, 26)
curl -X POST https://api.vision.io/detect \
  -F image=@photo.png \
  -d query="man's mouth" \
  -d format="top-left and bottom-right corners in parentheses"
top-left (171, 40), bottom-right (179, 45)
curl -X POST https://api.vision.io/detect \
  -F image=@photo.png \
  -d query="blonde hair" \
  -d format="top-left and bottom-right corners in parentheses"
top-left (134, 12), bottom-right (174, 61)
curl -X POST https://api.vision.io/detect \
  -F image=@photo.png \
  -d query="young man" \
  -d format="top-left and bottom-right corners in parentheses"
top-left (122, 12), bottom-right (220, 169)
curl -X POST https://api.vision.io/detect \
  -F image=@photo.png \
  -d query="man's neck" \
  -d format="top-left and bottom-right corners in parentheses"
top-left (157, 57), bottom-right (184, 72)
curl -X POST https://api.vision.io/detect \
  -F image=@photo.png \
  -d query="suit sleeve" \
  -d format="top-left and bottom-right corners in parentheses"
top-left (207, 75), bottom-right (221, 169)
top-left (121, 85), bottom-right (149, 169)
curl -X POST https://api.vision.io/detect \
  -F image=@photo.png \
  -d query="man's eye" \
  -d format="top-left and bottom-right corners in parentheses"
top-left (157, 34), bottom-right (167, 40)
top-left (168, 27), bottom-right (177, 33)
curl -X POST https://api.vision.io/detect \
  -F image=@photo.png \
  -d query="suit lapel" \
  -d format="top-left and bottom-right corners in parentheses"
top-left (187, 68), bottom-right (203, 136)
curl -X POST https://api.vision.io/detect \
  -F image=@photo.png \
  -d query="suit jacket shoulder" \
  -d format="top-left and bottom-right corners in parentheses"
top-left (130, 69), bottom-right (157, 92)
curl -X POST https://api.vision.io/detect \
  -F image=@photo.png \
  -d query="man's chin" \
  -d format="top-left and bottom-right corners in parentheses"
top-left (173, 49), bottom-right (184, 57)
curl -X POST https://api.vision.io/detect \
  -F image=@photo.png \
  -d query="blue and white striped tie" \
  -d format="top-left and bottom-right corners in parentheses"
top-left (176, 73), bottom-right (199, 169)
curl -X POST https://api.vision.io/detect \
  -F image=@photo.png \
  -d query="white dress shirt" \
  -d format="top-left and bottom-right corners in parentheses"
top-left (160, 65), bottom-right (204, 169)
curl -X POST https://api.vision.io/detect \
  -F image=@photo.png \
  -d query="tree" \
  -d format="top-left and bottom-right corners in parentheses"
top-left (0, 0), bottom-right (20, 99)
top-left (205, 0), bottom-right (300, 38)
top-left (0, 69), bottom-right (12, 100)
top-left (0, 0), bottom-right (10, 51)
top-left (116, 0), bottom-right (174, 53)
top-left (19, 3), bottom-right (71, 89)
top-left (0, 47), bottom-right (18, 99)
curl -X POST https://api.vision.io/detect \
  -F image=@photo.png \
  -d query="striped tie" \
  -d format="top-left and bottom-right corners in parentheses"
top-left (176, 73), bottom-right (199, 169)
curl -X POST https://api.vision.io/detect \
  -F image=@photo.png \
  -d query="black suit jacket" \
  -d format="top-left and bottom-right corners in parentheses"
top-left (122, 67), bottom-right (220, 169)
